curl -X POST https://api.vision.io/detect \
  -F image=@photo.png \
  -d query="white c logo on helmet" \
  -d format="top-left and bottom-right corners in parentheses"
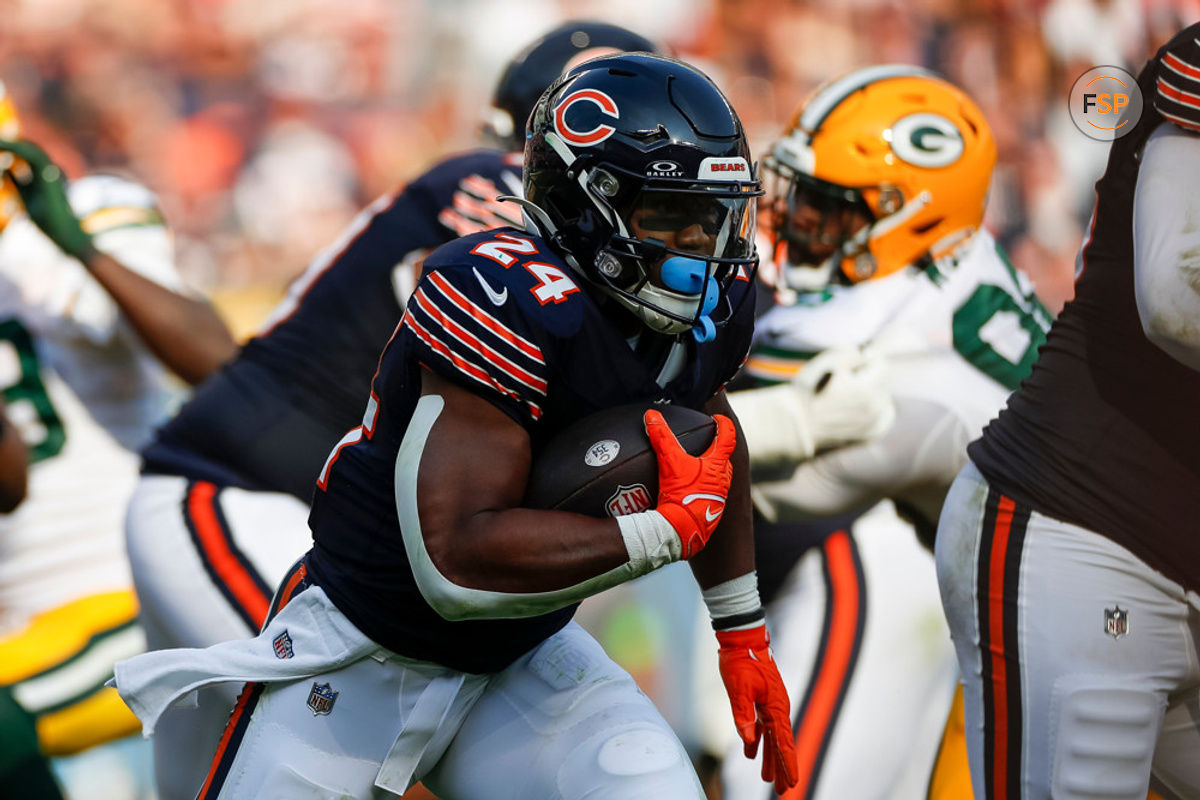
top-left (554, 89), bottom-right (620, 146)
top-left (888, 113), bottom-right (964, 168)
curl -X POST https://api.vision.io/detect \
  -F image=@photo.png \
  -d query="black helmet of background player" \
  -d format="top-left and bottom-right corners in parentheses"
top-left (483, 21), bottom-right (659, 153)
top-left (522, 53), bottom-right (761, 342)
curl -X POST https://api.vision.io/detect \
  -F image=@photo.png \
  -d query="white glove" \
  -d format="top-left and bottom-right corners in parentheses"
top-left (728, 346), bottom-right (895, 473)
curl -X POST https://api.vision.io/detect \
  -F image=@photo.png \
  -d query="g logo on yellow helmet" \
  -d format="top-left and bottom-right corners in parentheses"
top-left (888, 112), bottom-right (964, 168)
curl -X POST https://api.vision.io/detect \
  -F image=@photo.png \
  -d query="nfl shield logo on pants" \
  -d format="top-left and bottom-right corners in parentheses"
top-left (1104, 605), bottom-right (1129, 639)
top-left (306, 682), bottom-right (339, 715)
top-left (272, 630), bottom-right (294, 659)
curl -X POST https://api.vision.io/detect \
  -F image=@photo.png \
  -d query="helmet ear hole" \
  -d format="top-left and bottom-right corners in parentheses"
top-left (878, 187), bottom-right (903, 215)
top-left (589, 169), bottom-right (621, 198)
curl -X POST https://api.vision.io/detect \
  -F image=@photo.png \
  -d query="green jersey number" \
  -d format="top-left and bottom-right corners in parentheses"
top-left (950, 244), bottom-right (1052, 390)
top-left (0, 318), bottom-right (65, 463)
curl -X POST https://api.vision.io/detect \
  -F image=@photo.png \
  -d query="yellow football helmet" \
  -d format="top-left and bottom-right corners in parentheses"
top-left (763, 65), bottom-right (996, 290)
top-left (0, 81), bottom-right (22, 233)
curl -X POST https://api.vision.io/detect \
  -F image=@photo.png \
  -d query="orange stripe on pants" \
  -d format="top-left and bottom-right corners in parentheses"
top-left (196, 681), bottom-right (262, 800)
top-left (985, 496), bottom-right (1015, 800)
top-left (188, 481), bottom-right (270, 628)
top-left (783, 530), bottom-right (862, 800)
top-left (276, 563), bottom-right (308, 613)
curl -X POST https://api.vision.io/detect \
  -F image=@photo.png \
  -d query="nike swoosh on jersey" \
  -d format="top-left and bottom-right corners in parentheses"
top-left (704, 506), bottom-right (723, 522)
top-left (472, 267), bottom-right (508, 306)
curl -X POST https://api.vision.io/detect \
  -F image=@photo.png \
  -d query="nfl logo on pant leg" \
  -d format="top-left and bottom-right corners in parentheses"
top-left (306, 682), bottom-right (339, 715)
top-left (1104, 605), bottom-right (1129, 639)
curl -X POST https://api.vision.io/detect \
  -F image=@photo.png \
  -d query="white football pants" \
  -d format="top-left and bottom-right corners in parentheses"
top-left (124, 474), bottom-right (313, 800)
top-left (936, 461), bottom-right (1200, 800)
top-left (198, 613), bottom-right (704, 800)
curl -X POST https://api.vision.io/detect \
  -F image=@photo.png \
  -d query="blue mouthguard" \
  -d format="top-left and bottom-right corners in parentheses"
top-left (660, 256), bottom-right (719, 342)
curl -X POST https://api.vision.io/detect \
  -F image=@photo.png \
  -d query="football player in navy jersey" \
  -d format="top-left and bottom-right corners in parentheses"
top-left (113, 53), bottom-right (800, 800)
top-left (936, 24), bottom-right (1200, 800)
top-left (122, 21), bottom-right (660, 800)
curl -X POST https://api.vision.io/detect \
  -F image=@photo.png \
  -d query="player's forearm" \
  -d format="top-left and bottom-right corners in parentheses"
top-left (688, 393), bottom-right (755, 590)
top-left (83, 250), bottom-right (237, 384)
top-left (400, 390), bottom-right (679, 621)
top-left (752, 462), bottom-right (868, 520)
top-left (407, 505), bottom-right (683, 621)
top-left (437, 508), bottom-right (631, 593)
top-left (753, 395), bottom-right (968, 522)
top-left (688, 472), bottom-right (755, 589)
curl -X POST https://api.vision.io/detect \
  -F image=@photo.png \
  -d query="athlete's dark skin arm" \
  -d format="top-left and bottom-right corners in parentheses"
top-left (81, 247), bottom-right (237, 386)
top-left (415, 368), bottom-right (628, 593)
top-left (0, 137), bottom-right (237, 386)
top-left (0, 400), bottom-right (28, 512)
top-left (688, 389), bottom-right (755, 589)
top-left (414, 369), bottom-right (750, 594)
top-left (415, 210), bottom-right (748, 594)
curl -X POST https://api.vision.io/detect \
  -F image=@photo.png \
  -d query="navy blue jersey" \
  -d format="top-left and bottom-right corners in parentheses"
top-left (305, 228), bottom-right (755, 673)
top-left (142, 150), bottom-right (524, 501)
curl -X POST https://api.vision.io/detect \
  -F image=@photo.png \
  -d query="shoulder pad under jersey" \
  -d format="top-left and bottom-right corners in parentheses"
top-left (402, 228), bottom-right (591, 422)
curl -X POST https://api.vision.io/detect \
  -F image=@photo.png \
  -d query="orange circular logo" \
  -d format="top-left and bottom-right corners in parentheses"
top-left (1069, 66), bottom-right (1143, 141)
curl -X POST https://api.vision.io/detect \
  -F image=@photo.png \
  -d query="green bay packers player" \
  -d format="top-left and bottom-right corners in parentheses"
top-left (717, 66), bottom-right (1051, 800)
top-left (0, 84), bottom-right (234, 798)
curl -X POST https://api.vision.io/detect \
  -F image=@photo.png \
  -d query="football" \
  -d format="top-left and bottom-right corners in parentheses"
top-left (524, 403), bottom-right (717, 518)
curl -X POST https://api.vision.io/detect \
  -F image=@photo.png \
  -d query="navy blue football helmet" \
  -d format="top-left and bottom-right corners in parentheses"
top-left (522, 53), bottom-right (761, 340)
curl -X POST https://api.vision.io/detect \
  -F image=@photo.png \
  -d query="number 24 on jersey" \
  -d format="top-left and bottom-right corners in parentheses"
top-left (470, 233), bottom-right (580, 306)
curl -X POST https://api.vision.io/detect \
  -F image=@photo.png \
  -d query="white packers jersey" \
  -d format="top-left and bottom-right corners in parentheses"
top-left (748, 230), bottom-right (1052, 529)
top-left (0, 174), bottom-right (185, 632)
top-left (0, 283), bottom-right (138, 634)
top-left (0, 174), bottom-right (183, 450)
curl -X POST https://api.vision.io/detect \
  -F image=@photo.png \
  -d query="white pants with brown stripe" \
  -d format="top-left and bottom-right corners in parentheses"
top-left (936, 461), bottom-right (1200, 800)
top-left (720, 500), bottom-right (960, 800)
top-left (123, 473), bottom-right (312, 800)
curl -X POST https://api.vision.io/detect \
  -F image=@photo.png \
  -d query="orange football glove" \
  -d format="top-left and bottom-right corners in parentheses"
top-left (644, 409), bottom-right (737, 559)
top-left (717, 624), bottom-right (799, 793)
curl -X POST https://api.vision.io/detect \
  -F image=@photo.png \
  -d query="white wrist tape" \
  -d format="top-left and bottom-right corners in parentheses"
top-left (616, 510), bottom-right (682, 576)
top-left (701, 571), bottom-right (764, 631)
top-left (728, 385), bottom-right (816, 469)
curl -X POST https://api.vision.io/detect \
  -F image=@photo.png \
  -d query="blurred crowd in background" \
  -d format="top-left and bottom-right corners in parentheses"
top-left (1, 0), bottom-right (1196, 332)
